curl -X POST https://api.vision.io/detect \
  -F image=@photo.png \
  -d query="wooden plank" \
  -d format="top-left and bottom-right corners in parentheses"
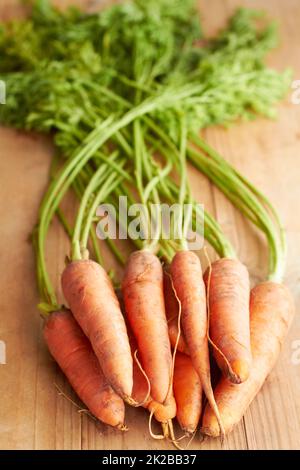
top-left (0, 0), bottom-right (299, 450)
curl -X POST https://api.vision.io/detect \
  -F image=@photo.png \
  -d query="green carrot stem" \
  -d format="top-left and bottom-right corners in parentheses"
top-left (80, 170), bottom-right (125, 251)
top-left (36, 90), bottom-right (196, 300)
top-left (178, 112), bottom-right (189, 250)
top-left (81, 83), bottom-right (235, 257)
top-left (72, 151), bottom-right (120, 260)
top-left (187, 143), bottom-right (284, 282)
top-left (192, 133), bottom-right (287, 273)
top-left (89, 225), bottom-right (104, 266)
top-left (144, 132), bottom-right (236, 258)
top-left (56, 208), bottom-right (73, 239)
top-left (69, 175), bottom-right (105, 265)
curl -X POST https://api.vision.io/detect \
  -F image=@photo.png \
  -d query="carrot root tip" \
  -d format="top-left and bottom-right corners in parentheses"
top-left (201, 425), bottom-right (221, 438)
top-left (183, 427), bottom-right (196, 436)
top-left (124, 396), bottom-right (139, 407)
top-left (229, 360), bottom-right (250, 384)
top-left (167, 420), bottom-right (185, 450)
top-left (161, 422), bottom-right (169, 438)
top-left (148, 410), bottom-right (165, 440)
top-left (117, 423), bottom-right (129, 432)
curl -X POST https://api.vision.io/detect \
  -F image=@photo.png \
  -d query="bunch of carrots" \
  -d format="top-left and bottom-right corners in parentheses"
top-left (39, 107), bottom-right (294, 444)
top-left (0, 0), bottom-right (295, 448)
top-left (42, 155), bottom-right (295, 443)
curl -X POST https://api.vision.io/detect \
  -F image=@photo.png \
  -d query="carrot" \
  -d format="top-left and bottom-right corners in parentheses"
top-left (163, 269), bottom-right (189, 355)
top-left (131, 347), bottom-right (176, 424)
top-left (44, 310), bottom-right (126, 429)
top-left (126, 302), bottom-right (177, 429)
top-left (168, 320), bottom-right (189, 356)
top-left (204, 258), bottom-right (251, 383)
top-left (170, 250), bottom-right (224, 434)
top-left (61, 259), bottom-right (133, 401)
top-left (129, 330), bottom-right (176, 437)
top-left (132, 354), bottom-right (151, 409)
top-left (122, 250), bottom-right (173, 404)
top-left (173, 352), bottom-right (202, 435)
top-left (202, 281), bottom-right (295, 437)
top-left (147, 397), bottom-right (177, 424)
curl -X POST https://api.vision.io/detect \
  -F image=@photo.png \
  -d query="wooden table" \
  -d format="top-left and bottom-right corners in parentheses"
top-left (0, 0), bottom-right (299, 450)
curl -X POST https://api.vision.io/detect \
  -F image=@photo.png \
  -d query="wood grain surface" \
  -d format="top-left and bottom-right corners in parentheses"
top-left (0, 0), bottom-right (299, 450)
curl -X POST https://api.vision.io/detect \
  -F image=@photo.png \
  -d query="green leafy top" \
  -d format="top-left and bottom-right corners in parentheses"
top-left (0, 0), bottom-right (291, 294)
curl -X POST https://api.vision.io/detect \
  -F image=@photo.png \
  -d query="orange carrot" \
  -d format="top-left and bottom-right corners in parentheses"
top-left (170, 250), bottom-right (224, 434)
top-left (130, 329), bottom-right (176, 440)
top-left (122, 250), bottom-right (173, 404)
top-left (132, 356), bottom-right (151, 409)
top-left (168, 321), bottom-right (189, 356)
top-left (202, 281), bottom-right (295, 437)
top-left (44, 310), bottom-right (126, 429)
top-left (61, 259), bottom-right (133, 401)
top-left (204, 258), bottom-right (251, 383)
top-left (173, 352), bottom-right (202, 435)
top-left (163, 269), bottom-right (189, 355)
top-left (147, 397), bottom-right (177, 423)
top-left (131, 346), bottom-right (176, 424)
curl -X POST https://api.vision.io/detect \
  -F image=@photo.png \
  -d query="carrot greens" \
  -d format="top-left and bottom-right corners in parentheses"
top-left (0, 0), bottom-right (290, 299)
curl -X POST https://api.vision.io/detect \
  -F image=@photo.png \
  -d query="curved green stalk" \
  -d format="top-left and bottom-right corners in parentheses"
top-left (187, 142), bottom-right (284, 282)
top-left (77, 81), bottom-right (241, 259)
top-left (85, 83), bottom-right (232, 257)
top-left (37, 85), bottom-right (201, 300)
top-left (178, 113), bottom-right (190, 250)
top-left (144, 132), bottom-right (236, 259)
top-left (191, 134), bottom-right (287, 277)
top-left (86, 76), bottom-right (286, 278)
top-left (80, 170), bottom-right (125, 251)
top-left (72, 151), bottom-right (120, 260)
